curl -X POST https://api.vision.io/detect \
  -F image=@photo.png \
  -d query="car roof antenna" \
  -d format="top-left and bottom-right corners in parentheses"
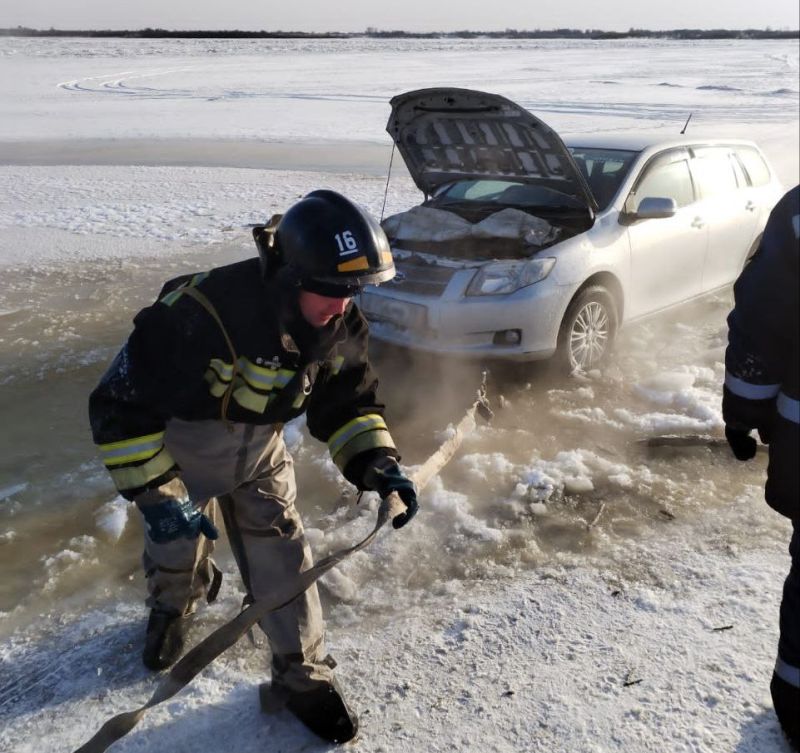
top-left (680, 113), bottom-right (693, 135)
top-left (380, 142), bottom-right (396, 222)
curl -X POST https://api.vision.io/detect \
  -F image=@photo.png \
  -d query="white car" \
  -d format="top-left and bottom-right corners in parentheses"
top-left (361, 88), bottom-right (783, 371)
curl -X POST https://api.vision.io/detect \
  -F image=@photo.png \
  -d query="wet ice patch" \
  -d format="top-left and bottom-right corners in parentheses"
top-left (513, 448), bottom-right (650, 505)
top-left (425, 477), bottom-right (504, 543)
top-left (615, 369), bottom-right (724, 435)
top-left (41, 535), bottom-right (99, 591)
top-left (0, 482), bottom-right (28, 502)
top-left (460, 452), bottom-right (515, 482)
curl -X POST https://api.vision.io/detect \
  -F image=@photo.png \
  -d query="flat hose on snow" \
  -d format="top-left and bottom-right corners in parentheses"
top-left (74, 377), bottom-right (492, 753)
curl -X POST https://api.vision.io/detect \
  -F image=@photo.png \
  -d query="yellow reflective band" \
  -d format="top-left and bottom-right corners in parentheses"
top-left (204, 355), bottom-right (303, 410)
top-left (159, 271), bottom-right (210, 307)
top-left (331, 355), bottom-right (345, 375)
top-left (238, 361), bottom-right (294, 391)
top-left (332, 429), bottom-right (396, 472)
top-left (232, 383), bottom-right (271, 413)
top-left (337, 256), bottom-right (369, 273)
top-left (205, 357), bottom-right (295, 393)
top-left (108, 448), bottom-right (177, 492)
top-left (98, 432), bottom-right (166, 467)
top-left (204, 370), bottom-right (229, 397)
top-left (328, 414), bottom-right (388, 458)
top-left (208, 358), bottom-right (234, 382)
top-left (160, 288), bottom-right (185, 306)
top-left (379, 250), bottom-right (394, 265)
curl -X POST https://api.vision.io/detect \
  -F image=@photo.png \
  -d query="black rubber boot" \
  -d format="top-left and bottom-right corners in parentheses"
top-left (771, 672), bottom-right (800, 751)
top-left (269, 677), bottom-right (358, 744)
top-left (142, 609), bottom-right (190, 671)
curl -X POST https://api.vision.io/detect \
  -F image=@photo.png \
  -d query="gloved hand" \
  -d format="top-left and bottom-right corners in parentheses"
top-left (724, 425), bottom-right (757, 461)
top-left (365, 458), bottom-right (418, 529)
top-left (135, 479), bottom-right (219, 544)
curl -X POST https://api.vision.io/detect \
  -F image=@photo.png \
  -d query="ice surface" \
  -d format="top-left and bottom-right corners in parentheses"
top-left (0, 35), bottom-right (797, 753)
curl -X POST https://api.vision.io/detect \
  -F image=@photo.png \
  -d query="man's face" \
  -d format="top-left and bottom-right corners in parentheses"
top-left (298, 289), bottom-right (351, 328)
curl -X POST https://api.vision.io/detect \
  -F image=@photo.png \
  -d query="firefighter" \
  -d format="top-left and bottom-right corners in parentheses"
top-left (88, 190), bottom-right (418, 744)
top-left (723, 185), bottom-right (799, 750)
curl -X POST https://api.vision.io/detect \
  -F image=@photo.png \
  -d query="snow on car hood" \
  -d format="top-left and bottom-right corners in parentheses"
top-left (382, 205), bottom-right (559, 245)
top-left (386, 87), bottom-right (597, 213)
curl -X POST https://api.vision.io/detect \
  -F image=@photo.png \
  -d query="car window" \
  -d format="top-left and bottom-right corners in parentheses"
top-left (734, 147), bottom-right (772, 187)
top-left (445, 180), bottom-right (517, 201)
top-left (567, 148), bottom-right (637, 210)
top-left (690, 147), bottom-right (740, 198)
top-left (630, 154), bottom-right (695, 209)
top-left (436, 179), bottom-right (583, 209)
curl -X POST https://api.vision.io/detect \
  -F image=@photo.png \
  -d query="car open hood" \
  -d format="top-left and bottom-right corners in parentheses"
top-left (386, 88), bottom-right (597, 213)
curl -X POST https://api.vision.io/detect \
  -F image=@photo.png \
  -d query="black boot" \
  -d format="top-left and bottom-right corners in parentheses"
top-left (268, 676), bottom-right (358, 744)
top-left (771, 672), bottom-right (800, 751)
top-left (142, 609), bottom-right (190, 671)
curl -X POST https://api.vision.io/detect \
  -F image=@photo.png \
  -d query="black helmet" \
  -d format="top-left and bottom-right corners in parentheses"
top-left (273, 190), bottom-right (395, 296)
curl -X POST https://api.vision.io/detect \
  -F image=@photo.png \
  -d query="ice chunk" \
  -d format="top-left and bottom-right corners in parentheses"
top-left (321, 568), bottom-right (359, 602)
top-left (94, 496), bottom-right (131, 541)
top-left (564, 476), bottom-right (595, 494)
top-left (382, 206), bottom-right (472, 242)
top-left (382, 205), bottom-right (557, 245)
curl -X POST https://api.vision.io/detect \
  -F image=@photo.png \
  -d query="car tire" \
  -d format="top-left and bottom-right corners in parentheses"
top-left (554, 286), bottom-right (618, 374)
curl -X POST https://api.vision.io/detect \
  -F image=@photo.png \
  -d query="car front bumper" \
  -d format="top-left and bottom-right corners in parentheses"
top-left (358, 279), bottom-right (570, 362)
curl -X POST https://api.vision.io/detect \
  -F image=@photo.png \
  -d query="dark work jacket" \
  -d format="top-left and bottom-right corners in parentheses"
top-left (89, 258), bottom-right (397, 499)
top-left (724, 186), bottom-right (799, 519)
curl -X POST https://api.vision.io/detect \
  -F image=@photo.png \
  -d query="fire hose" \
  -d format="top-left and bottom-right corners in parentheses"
top-left (75, 377), bottom-right (492, 753)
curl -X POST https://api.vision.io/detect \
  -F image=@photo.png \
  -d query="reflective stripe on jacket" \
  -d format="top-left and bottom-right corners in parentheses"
top-left (89, 258), bottom-right (397, 499)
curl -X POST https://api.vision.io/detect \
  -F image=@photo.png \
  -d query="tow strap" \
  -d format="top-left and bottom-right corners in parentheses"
top-left (74, 378), bottom-right (492, 753)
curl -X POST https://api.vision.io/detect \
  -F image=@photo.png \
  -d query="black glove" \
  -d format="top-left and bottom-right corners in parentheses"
top-left (135, 479), bottom-right (219, 544)
top-left (724, 425), bottom-right (757, 462)
top-left (365, 458), bottom-right (418, 529)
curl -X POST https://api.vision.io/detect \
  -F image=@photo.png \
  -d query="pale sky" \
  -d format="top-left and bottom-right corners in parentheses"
top-left (1, 0), bottom-right (798, 32)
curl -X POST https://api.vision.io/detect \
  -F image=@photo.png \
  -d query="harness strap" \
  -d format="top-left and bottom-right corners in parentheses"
top-left (179, 286), bottom-right (239, 429)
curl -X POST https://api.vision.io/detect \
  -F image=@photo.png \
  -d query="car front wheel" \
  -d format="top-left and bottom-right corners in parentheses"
top-left (555, 286), bottom-right (618, 373)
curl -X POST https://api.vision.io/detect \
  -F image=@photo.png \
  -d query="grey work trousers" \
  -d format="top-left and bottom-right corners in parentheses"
top-left (140, 418), bottom-right (331, 690)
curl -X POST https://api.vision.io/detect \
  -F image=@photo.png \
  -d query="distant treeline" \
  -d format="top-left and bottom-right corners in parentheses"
top-left (1, 26), bottom-right (798, 40)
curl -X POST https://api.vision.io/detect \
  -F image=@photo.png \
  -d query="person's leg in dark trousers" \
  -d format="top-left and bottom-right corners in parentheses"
top-left (772, 520), bottom-right (800, 750)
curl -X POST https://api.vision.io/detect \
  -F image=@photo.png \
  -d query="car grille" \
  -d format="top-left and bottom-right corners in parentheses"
top-left (381, 259), bottom-right (459, 297)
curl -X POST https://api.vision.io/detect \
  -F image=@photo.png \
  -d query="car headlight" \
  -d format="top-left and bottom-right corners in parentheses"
top-left (466, 258), bottom-right (556, 296)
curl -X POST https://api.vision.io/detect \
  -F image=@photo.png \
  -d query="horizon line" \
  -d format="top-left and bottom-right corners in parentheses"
top-left (2, 25), bottom-right (798, 34)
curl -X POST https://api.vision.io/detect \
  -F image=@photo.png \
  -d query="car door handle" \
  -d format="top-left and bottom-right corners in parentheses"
top-left (691, 217), bottom-right (705, 229)
top-left (745, 200), bottom-right (756, 212)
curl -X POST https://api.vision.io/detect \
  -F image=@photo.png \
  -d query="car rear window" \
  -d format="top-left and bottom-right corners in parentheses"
top-left (690, 147), bottom-right (741, 198)
top-left (735, 147), bottom-right (772, 187)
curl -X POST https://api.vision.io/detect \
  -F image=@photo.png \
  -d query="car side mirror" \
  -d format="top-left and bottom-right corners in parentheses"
top-left (633, 196), bottom-right (678, 220)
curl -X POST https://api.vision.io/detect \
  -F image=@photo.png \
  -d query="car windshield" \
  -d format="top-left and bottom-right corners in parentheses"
top-left (430, 148), bottom-right (637, 213)
top-left (432, 180), bottom-right (586, 212)
top-left (567, 147), bottom-right (638, 209)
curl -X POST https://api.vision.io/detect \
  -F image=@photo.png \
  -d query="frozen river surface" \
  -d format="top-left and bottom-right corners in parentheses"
top-left (0, 36), bottom-right (798, 753)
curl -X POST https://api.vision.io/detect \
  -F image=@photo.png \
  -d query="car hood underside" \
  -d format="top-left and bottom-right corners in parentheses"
top-left (386, 87), bottom-right (597, 213)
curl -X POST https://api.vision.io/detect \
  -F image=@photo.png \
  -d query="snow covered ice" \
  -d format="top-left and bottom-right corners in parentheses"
top-left (0, 36), bottom-right (798, 752)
